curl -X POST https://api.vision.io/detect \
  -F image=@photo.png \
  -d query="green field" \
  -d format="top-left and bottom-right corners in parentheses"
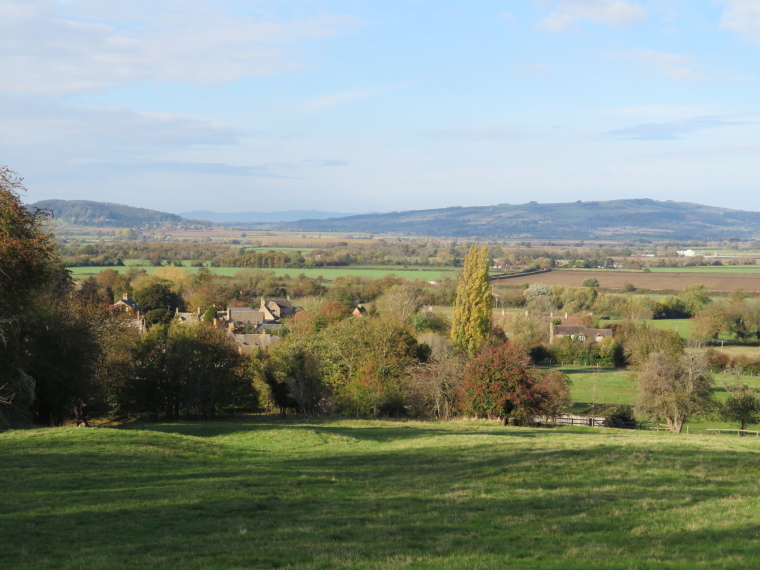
top-left (67, 265), bottom-right (460, 281)
top-left (553, 364), bottom-right (760, 429)
top-left (648, 318), bottom-right (694, 339)
top-left (4, 420), bottom-right (760, 569)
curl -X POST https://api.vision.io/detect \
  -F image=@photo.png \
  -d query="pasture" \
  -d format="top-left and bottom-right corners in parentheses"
top-left (552, 364), bottom-right (760, 429)
top-left (3, 419), bottom-right (760, 569)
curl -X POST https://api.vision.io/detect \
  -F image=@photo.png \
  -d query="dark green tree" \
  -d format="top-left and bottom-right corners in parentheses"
top-left (133, 281), bottom-right (184, 327)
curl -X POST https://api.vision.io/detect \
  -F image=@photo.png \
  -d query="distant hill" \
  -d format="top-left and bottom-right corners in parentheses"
top-left (33, 200), bottom-right (211, 229)
top-left (180, 210), bottom-right (358, 224)
top-left (281, 199), bottom-right (760, 240)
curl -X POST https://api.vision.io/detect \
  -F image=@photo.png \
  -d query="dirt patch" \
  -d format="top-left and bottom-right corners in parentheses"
top-left (494, 269), bottom-right (760, 292)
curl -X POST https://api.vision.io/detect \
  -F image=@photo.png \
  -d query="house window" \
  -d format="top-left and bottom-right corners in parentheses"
top-left (579, 335), bottom-right (586, 341)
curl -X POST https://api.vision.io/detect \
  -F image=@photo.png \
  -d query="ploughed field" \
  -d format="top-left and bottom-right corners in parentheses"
top-left (499, 268), bottom-right (760, 292)
top-left (3, 419), bottom-right (760, 569)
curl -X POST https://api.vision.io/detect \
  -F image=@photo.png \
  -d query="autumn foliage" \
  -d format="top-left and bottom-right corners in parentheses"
top-left (459, 342), bottom-right (570, 423)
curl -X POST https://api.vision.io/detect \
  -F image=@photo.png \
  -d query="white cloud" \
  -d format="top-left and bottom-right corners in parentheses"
top-left (0, 0), bottom-right (362, 96)
top-left (535, 0), bottom-right (646, 32)
top-left (719, 0), bottom-right (760, 42)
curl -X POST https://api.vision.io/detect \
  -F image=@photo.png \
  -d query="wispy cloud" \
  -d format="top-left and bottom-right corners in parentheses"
top-left (719, 0), bottom-right (760, 43)
top-left (535, 0), bottom-right (646, 32)
top-left (303, 83), bottom-right (410, 113)
top-left (0, 1), bottom-right (363, 96)
top-left (613, 49), bottom-right (706, 81)
top-left (605, 115), bottom-right (750, 140)
top-left (443, 127), bottom-right (521, 141)
top-left (0, 96), bottom-right (241, 148)
top-left (306, 160), bottom-right (348, 167)
top-left (78, 160), bottom-right (300, 179)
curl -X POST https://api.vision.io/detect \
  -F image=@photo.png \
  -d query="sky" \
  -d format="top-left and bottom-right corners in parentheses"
top-left (3, 0), bottom-right (760, 214)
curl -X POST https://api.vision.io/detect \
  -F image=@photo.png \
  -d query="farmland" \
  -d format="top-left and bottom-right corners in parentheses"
top-left (4, 419), bottom-right (760, 569)
top-left (67, 264), bottom-right (460, 282)
top-left (499, 268), bottom-right (760, 292)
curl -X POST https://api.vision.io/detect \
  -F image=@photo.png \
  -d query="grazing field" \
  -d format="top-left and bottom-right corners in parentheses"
top-left (67, 265), bottom-right (460, 281)
top-left (554, 364), bottom-right (760, 428)
top-left (648, 318), bottom-right (694, 339)
top-left (3, 419), bottom-right (760, 569)
top-left (505, 269), bottom-right (760, 293)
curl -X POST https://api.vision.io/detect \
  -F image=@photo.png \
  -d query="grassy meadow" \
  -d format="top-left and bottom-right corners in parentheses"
top-left (3, 418), bottom-right (760, 569)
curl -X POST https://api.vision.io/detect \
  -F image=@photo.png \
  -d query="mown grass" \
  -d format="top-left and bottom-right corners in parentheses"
top-left (3, 419), bottom-right (760, 569)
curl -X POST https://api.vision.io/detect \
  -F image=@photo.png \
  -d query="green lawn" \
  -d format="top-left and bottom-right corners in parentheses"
top-left (3, 418), bottom-right (760, 569)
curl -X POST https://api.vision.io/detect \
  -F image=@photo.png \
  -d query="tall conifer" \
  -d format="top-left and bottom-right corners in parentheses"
top-left (451, 245), bottom-right (492, 355)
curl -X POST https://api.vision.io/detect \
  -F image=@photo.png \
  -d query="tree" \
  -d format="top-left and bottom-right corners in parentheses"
top-left (408, 334), bottom-right (464, 419)
top-left (133, 281), bottom-right (184, 327)
top-left (720, 381), bottom-right (760, 432)
top-left (451, 245), bottom-right (492, 355)
top-left (635, 351), bottom-right (714, 433)
top-left (680, 284), bottom-right (712, 315)
top-left (126, 323), bottom-right (250, 420)
top-left (581, 277), bottom-right (599, 288)
top-left (522, 283), bottom-right (556, 315)
top-left (1, 166), bottom-right (82, 425)
top-left (459, 343), bottom-right (545, 423)
top-left (618, 323), bottom-right (684, 368)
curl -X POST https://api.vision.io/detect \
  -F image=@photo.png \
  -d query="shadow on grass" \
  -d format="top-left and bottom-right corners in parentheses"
top-left (3, 431), bottom-right (760, 568)
top-left (117, 417), bottom-right (555, 443)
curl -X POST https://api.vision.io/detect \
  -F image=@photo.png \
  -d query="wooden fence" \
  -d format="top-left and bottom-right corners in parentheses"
top-left (538, 415), bottom-right (639, 429)
top-left (707, 429), bottom-right (760, 437)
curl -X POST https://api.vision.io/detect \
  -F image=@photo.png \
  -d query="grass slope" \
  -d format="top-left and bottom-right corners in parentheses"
top-left (3, 419), bottom-right (760, 569)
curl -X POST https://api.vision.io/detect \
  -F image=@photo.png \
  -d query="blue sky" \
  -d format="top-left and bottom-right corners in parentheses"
top-left (3, 1), bottom-right (760, 214)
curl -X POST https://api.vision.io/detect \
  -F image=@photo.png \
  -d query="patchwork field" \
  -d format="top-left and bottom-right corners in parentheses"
top-left (3, 419), bottom-right (760, 569)
top-left (501, 269), bottom-right (760, 292)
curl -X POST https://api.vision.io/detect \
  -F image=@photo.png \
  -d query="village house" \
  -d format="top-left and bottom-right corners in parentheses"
top-left (548, 313), bottom-right (613, 343)
top-left (232, 333), bottom-right (282, 354)
top-left (112, 293), bottom-right (146, 334)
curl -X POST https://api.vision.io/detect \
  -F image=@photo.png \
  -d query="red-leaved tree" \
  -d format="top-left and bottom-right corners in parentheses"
top-left (459, 342), bottom-right (555, 423)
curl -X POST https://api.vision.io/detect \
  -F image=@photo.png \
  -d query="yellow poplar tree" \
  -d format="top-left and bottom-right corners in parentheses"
top-left (451, 245), bottom-right (492, 355)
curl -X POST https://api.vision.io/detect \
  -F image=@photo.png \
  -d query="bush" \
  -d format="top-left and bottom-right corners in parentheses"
top-left (600, 405), bottom-right (636, 428)
top-left (582, 277), bottom-right (600, 288)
